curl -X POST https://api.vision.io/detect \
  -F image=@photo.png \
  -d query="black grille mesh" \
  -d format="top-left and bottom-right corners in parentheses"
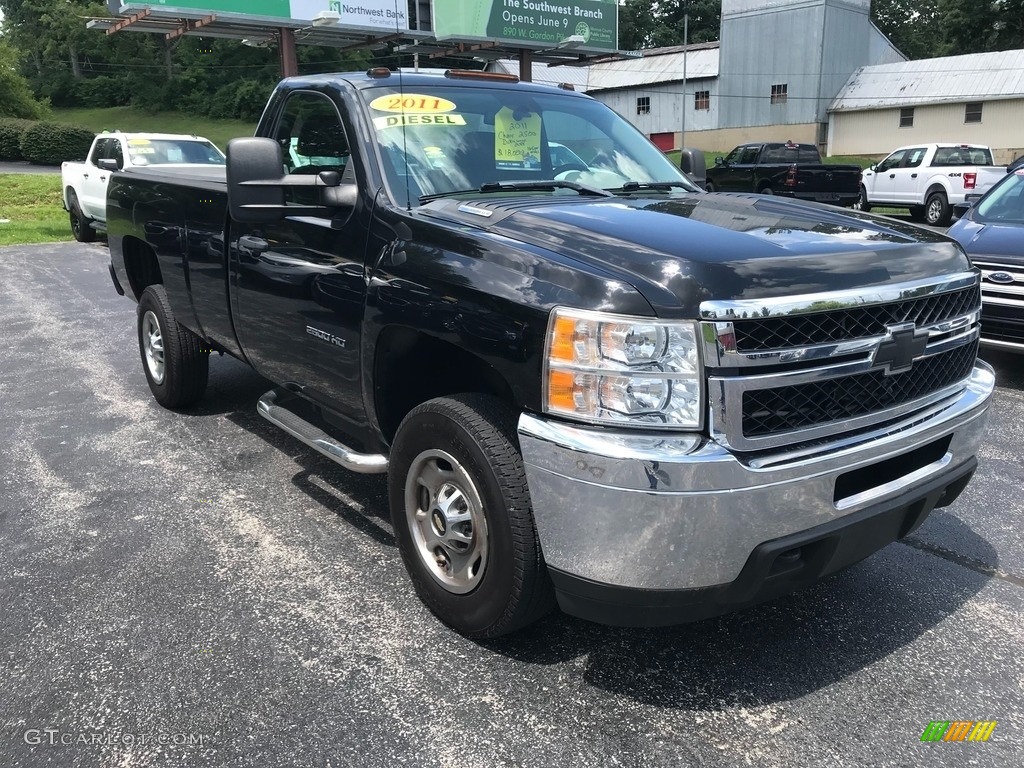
top-left (733, 284), bottom-right (980, 352)
top-left (742, 340), bottom-right (978, 438)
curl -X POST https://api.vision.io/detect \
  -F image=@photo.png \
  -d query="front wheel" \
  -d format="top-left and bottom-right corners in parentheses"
top-left (137, 285), bottom-right (209, 409)
top-left (853, 186), bottom-right (871, 212)
top-left (67, 189), bottom-right (96, 243)
top-left (925, 190), bottom-right (951, 227)
top-left (705, 181), bottom-right (716, 192)
top-left (760, 186), bottom-right (775, 195)
top-left (389, 394), bottom-right (554, 639)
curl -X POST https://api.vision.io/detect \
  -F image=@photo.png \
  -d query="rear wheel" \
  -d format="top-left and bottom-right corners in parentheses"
top-left (760, 186), bottom-right (775, 195)
top-left (925, 190), bottom-right (951, 226)
top-left (853, 185), bottom-right (871, 212)
top-left (389, 394), bottom-right (554, 639)
top-left (137, 285), bottom-right (209, 409)
top-left (705, 181), bottom-right (716, 192)
top-left (67, 190), bottom-right (96, 243)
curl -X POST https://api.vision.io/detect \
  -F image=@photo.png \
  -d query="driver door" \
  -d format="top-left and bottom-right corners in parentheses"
top-left (863, 149), bottom-right (904, 204)
top-left (231, 89), bottom-right (371, 422)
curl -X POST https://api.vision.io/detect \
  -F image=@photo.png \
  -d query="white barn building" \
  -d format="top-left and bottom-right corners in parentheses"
top-left (828, 49), bottom-right (1024, 162)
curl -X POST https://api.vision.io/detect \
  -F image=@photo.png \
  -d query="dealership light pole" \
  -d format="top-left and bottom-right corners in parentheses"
top-left (680, 13), bottom-right (688, 152)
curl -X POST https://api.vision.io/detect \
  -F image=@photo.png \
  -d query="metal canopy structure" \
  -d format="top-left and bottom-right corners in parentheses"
top-left (88, 2), bottom-right (632, 80)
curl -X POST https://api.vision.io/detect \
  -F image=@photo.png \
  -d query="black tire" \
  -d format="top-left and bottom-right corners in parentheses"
top-left (67, 189), bottom-right (96, 243)
top-left (389, 394), bottom-right (554, 639)
top-left (908, 205), bottom-right (925, 221)
top-left (136, 285), bottom-right (209, 409)
top-left (925, 190), bottom-right (951, 227)
top-left (760, 186), bottom-right (775, 195)
top-left (855, 186), bottom-right (872, 212)
top-left (705, 181), bottom-right (715, 192)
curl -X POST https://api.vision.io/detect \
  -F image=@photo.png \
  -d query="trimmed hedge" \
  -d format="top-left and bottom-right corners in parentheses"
top-left (0, 118), bottom-right (37, 161)
top-left (19, 122), bottom-right (95, 166)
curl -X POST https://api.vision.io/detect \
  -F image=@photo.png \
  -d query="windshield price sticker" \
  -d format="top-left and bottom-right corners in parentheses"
top-left (128, 139), bottom-right (151, 145)
top-left (373, 114), bottom-right (467, 129)
top-left (495, 107), bottom-right (542, 170)
top-left (369, 94), bottom-right (457, 114)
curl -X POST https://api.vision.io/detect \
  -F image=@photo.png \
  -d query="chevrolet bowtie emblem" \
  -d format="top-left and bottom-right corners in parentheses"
top-left (872, 322), bottom-right (930, 375)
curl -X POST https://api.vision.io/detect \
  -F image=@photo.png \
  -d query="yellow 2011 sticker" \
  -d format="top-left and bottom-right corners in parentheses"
top-left (128, 138), bottom-right (151, 145)
top-left (369, 94), bottom-right (457, 114)
top-left (373, 114), bottom-right (467, 129)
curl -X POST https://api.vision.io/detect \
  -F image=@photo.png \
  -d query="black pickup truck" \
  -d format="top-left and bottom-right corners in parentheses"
top-left (106, 70), bottom-right (993, 638)
top-left (705, 142), bottom-right (862, 206)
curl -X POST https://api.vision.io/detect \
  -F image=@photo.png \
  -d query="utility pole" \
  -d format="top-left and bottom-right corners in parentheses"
top-left (680, 13), bottom-right (688, 152)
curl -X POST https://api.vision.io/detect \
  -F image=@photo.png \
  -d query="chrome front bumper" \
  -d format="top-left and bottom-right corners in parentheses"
top-left (518, 362), bottom-right (994, 594)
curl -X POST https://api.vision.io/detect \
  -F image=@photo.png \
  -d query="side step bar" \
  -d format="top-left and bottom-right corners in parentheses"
top-left (257, 389), bottom-right (388, 474)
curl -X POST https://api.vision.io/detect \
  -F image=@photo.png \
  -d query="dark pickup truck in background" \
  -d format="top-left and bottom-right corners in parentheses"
top-left (106, 70), bottom-right (992, 639)
top-left (705, 142), bottom-right (862, 206)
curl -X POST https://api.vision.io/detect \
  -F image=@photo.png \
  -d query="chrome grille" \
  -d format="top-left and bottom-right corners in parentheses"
top-left (701, 271), bottom-right (983, 452)
top-left (742, 340), bottom-right (978, 437)
top-left (975, 260), bottom-right (1024, 351)
top-left (733, 284), bottom-right (980, 352)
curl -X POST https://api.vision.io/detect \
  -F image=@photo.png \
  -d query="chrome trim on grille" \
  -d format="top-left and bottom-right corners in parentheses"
top-left (700, 270), bottom-right (984, 453)
top-left (699, 271), bottom-right (978, 321)
top-left (708, 329), bottom-right (979, 452)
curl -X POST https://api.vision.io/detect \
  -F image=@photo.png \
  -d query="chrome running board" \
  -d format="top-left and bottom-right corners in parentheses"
top-left (257, 389), bottom-right (388, 474)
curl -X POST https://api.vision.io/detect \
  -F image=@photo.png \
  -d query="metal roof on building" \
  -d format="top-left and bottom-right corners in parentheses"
top-left (488, 43), bottom-right (719, 93)
top-left (830, 49), bottom-right (1024, 112)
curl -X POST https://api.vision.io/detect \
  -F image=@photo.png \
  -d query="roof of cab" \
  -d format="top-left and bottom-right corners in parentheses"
top-left (276, 70), bottom-right (590, 98)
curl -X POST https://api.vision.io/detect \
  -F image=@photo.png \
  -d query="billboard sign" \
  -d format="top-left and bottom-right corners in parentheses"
top-left (431, 0), bottom-right (617, 52)
top-left (135, 1), bottom-right (409, 31)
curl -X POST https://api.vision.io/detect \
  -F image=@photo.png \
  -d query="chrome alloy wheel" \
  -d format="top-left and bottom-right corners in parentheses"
top-left (927, 197), bottom-right (943, 224)
top-left (405, 449), bottom-right (489, 594)
top-left (142, 310), bottom-right (165, 385)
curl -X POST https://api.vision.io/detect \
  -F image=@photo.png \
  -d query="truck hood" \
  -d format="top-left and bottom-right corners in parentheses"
top-left (948, 217), bottom-right (1024, 267)
top-left (424, 192), bottom-right (971, 317)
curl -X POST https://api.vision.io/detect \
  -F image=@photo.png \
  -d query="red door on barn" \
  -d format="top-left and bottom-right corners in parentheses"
top-left (650, 132), bottom-right (675, 151)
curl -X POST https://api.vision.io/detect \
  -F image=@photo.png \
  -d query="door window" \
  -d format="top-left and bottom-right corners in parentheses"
top-left (104, 139), bottom-right (124, 169)
top-left (739, 147), bottom-right (760, 164)
top-left (902, 148), bottom-right (927, 168)
top-left (89, 139), bottom-right (109, 165)
top-left (275, 91), bottom-right (350, 177)
top-left (877, 150), bottom-right (906, 172)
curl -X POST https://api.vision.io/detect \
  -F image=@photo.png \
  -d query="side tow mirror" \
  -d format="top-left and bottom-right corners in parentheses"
top-left (714, 156), bottom-right (724, 166)
top-left (97, 157), bottom-right (119, 172)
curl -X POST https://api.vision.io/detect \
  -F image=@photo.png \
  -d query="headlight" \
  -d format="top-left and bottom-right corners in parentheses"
top-left (543, 308), bottom-right (703, 429)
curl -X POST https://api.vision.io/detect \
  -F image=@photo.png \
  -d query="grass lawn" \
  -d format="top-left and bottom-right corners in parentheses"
top-left (52, 107), bottom-right (256, 152)
top-left (0, 174), bottom-right (70, 246)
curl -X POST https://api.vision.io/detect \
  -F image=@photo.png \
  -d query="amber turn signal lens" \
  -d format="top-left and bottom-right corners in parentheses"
top-left (547, 370), bottom-right (577, 411)
top-left (549, 316), bottom-right (578, 362)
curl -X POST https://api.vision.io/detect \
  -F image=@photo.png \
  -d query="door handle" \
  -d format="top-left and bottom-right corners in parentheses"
top-left (83, 173), bottom-right (89, 179)
top-left (889, 174), bottom-right (895, 178)
top-left (911, 173), bottom-right (918, 178)
top-left (238, 235), bottom-right (269, 253)
top-left (99, 176), bottom-right (107, 182)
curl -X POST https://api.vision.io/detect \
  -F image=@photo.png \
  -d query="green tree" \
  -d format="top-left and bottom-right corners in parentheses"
top-left (870, 0), bottom-right (943, 59)
top-left (0, 40), bottom-right (48, 119)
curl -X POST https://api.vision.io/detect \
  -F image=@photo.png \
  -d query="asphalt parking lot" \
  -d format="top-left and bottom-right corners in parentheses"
top-left (1, 242), bottom-right (1022, 767)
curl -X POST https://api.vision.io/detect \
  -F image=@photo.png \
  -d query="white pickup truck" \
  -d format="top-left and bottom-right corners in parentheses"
top-left (857, 143), bottom-right (1007, 226)
top-left (61, 132), bottom-right (225, 242)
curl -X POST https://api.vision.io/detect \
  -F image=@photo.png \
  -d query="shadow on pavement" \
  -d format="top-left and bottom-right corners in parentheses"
top-left (980, 348), bottom-right (1023, 390)
top-left (487, 513), bottom-right (995, 708)
top-left (171, 340), bottom-right (999, 709)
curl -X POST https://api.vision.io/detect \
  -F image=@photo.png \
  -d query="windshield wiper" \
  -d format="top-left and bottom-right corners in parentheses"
top-left (420, 179), bottom-right (613, 204)
top-left (616, 181), bottom-right (696, 193)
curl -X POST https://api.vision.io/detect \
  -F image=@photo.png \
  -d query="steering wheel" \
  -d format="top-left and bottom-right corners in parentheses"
top-left (553, 162), bottom-right (589, 176)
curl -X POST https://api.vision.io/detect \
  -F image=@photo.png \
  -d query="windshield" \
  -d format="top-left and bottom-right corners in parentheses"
top-left (975, 170), bottom-right (1024, 223)
top-left (363, 85), bottom-right (700, 206)
top-left (127, 138), bottom-right (225, 166)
